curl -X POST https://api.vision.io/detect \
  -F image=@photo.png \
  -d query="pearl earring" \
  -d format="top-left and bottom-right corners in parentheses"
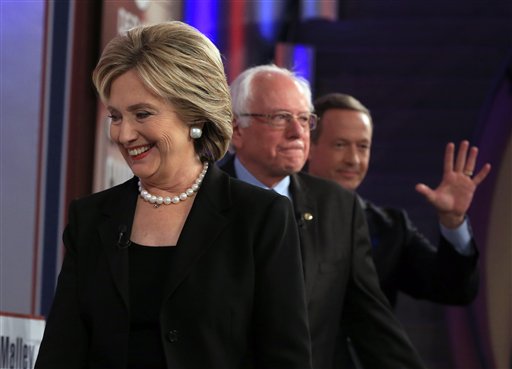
top-left (190, 127), bottom-right (202, 139)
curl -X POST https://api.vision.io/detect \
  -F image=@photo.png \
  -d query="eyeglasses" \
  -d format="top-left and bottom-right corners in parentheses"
top-left (239, 112), bottom-right (317, 130)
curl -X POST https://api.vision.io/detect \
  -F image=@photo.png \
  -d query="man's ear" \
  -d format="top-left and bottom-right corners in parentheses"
top-left (307, 141), bottom-right (315, 160)
top-left (231, 119), bottom-right (243, 150)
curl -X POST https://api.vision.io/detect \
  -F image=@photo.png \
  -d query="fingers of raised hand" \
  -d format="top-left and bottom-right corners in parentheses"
top-left (415, 183), bottom-right (435, 202)
top-left (472, 163), bottom-right (492, 186)
top-left (448, 140), bottom-right (484, 179)
top-left (452, 140), bottom-right (491, 186)
top-left (444, 142), bottom-right (456, 173)
top-left (462, 146), bottom-right (479, 177)
top-left (454, 140), bottom-right (471, 172)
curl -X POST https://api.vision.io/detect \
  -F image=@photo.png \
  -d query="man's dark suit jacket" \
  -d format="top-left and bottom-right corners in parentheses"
top-left (364, 200), bottom-right (479, 307)
top-left (35, 165), bottom-right (312, 369)
top-left (220, 156), bottom-right (426, 369)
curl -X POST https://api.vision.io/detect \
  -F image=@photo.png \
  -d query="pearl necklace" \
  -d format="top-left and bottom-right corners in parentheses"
top-left (138, 162), bottom-right (209, 207)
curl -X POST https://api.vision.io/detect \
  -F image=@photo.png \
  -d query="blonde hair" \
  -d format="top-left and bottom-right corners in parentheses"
top-left (92, 21), bottom-right (232, 161)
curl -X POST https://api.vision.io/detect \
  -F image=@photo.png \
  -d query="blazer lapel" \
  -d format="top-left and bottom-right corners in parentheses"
top-left (98, 177), bottom-right (139, 310)
top-left (162, 164), bottom-right (231, 301)
top-left (95, 168), bottom-right (231, 308)
top-left (218, 153), bottom-right (236, 177)
top-left (290, 173), bottom-right (319, 300)
top-left (219, 156), bottom-right (319, 298)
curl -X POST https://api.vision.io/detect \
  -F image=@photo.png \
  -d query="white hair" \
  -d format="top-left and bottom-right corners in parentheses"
top-left (230, 64), bottom-right (314, 128)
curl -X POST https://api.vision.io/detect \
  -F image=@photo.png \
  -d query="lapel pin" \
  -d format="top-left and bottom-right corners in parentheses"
top-left (303, 212), bottom-right (314, 221)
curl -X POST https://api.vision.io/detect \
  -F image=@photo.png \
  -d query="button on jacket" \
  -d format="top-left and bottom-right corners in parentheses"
top-left (35, 165), bottom-right (312, 369)
top-left (220, 156), bottom-right (427, 369)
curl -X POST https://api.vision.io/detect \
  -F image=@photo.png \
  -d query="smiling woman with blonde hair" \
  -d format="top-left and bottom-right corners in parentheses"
top-left (35, 21), bottom-right (311, 369)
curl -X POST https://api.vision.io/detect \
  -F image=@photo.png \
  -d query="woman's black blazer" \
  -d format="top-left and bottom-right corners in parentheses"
top-left (35, 165), bottom-right (312, 369)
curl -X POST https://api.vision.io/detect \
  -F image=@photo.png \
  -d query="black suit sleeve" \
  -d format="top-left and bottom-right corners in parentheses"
top-left (366, 203), bottom-right (479, 305)
top-left (392, 209), bottom-right (479, 305)
top-left (35, 200), bottom-right (89, 369)
top-left (342, 198), bottom-right (427, 369)
top-left (36, 172), bottom-right (313, 369)
top-left (253, 196), bottom-right (312, 369)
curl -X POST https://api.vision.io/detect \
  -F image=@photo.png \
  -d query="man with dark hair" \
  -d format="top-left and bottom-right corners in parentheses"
top-left (308, 92), bottom-right (491, 306)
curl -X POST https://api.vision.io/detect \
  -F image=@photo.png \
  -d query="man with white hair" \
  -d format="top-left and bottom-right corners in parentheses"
top-left (219, 64), bottom-right (427, 369)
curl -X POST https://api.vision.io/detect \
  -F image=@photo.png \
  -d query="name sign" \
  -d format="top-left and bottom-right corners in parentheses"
top-left (0, 313), bottom-right (45, 369)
